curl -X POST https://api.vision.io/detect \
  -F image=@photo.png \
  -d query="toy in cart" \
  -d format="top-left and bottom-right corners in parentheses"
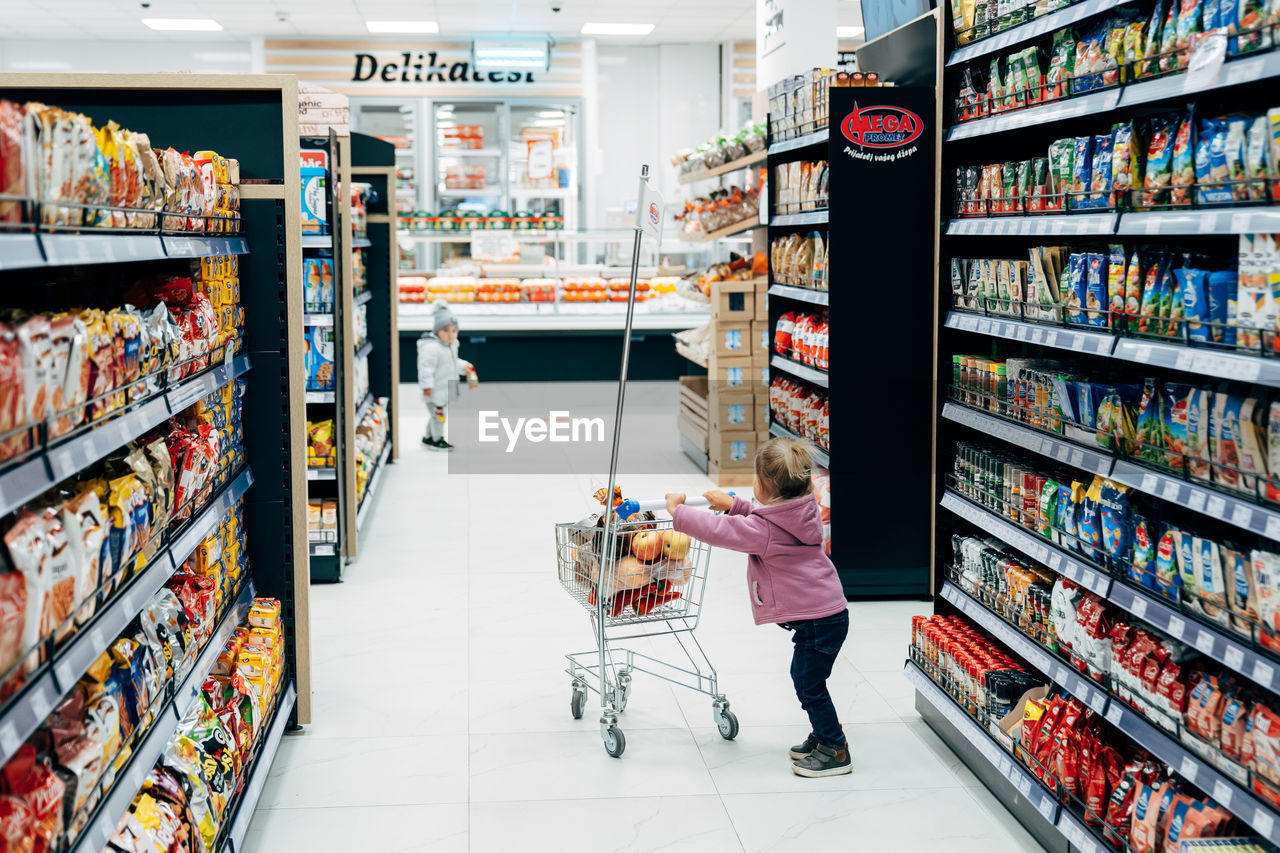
top-left (556, 485), bottom-right (739, 757)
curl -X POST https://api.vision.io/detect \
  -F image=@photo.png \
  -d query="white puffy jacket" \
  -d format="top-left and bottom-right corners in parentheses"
top-left (416, 334), bottom-right (471, 407)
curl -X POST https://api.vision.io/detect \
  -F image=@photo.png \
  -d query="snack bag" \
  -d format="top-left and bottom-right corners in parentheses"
top-left (1107, 245), bottom-right (1127, 328)
top-left (5, 513), bottom-right (49, 673)
top-left (1142, 115), bottom-right (1178, 208)
top-left (48, 313), bottom-right (90, 437)
top-left (1196, 117), bottom-right (1232, 205)
top-left (1088, 133), bottom-right (1115, 209)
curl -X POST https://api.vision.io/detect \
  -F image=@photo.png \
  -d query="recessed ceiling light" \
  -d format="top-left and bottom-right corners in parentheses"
top-left (366, 20), bottom-right (439, 33)
top-left (581, 22), bottom-right (654, 36)
top-left (837, 26), bottom-right (865, 38)
top-left (142, 17), bottom-right (222, 31)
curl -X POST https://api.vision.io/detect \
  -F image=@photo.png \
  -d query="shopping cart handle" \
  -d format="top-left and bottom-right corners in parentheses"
top-left (615, 493), bottom-right (735, 519)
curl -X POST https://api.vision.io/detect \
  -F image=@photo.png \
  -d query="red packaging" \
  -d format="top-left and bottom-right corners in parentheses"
top-left (0, 794), bottom-right (32, 853)
top-left (774, 311), bottom-right (795, 356)
top-left (0, 102), bottom-right (23, 225)
top-left (1, 745), bottom-right (64, 853)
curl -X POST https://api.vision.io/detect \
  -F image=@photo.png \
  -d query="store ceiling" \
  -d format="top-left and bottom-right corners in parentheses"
top-left (5, 0), bottom-right (865, 43)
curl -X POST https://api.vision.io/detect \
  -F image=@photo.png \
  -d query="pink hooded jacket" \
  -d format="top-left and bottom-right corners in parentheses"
top-left (672, 495), bottom-right (845, 626)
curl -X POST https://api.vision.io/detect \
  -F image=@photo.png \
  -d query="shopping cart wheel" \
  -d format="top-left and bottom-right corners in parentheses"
top-left (570, 687), bottom-right (586, 720)
top-left (715, 708), bottom-right (739, 740)
top-left (603, 725), bottom-right (626, 758)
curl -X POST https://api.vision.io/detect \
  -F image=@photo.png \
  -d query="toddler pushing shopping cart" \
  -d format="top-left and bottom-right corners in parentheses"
top-left (554, 166), bottom-right (738, 758)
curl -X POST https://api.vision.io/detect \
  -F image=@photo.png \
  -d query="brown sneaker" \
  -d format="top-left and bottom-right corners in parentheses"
top-left (792, 742), bottom-right (852, 777)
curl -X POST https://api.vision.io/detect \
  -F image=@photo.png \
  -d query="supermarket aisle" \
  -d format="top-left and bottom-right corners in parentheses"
top-left (243, 384), bottom-right (1045, 852)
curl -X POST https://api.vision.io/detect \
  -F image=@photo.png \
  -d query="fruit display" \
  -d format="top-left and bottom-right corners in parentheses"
top-left (398, 210), bottom-right (564, 231)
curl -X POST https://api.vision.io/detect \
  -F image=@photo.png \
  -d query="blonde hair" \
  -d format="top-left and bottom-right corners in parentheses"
top-left (755, 437), bottom-right (815, 503)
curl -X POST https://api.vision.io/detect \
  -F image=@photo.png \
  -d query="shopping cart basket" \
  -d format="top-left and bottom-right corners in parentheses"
top-left (555, 165), bottom-right (738, 758)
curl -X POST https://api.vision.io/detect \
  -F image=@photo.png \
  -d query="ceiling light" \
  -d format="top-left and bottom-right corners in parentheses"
top-left (537, 110), bottom-right (564, 118)
top-left (472, 40), bottom-right (550, 71)
top-left (366, 20), bottom-right (439, 33)
top-left (581, 22), bottom-right (654, 35)
top-left (837, 26), bottom-right (865, 38)
top-left (142, 17), bottom-right (222, 31)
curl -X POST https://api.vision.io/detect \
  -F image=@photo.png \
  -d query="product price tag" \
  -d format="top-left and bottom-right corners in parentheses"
top-left (1044, 331), bottom-right (1060, 348)
top-left (1266, 515), bottom-right (1280, 541)
top-left (1038, 797), bottom-right (1057, 820)
top-left (1016, 325), bottom-right (1028, 341)
top-left (1134, 345), bottom-right (1153, 364)
top-left (1187, 490), bottom-right (1207, 513)
top-left (1224, 644), bottom-right (1245, 670)
top-left (1167, 615), bottom-right (1187, 639)
top-left (1231, 211), bottom-right (1251, 233)
top-left (1207, 495), bottom-right (1228, 519)
top-left (1071, 335), bottom-right (1086, 352)
top-left (1254, 659), bottom-right (1276, 687)
top-left (1048, 553), bottom-right (1063, 571)
top-left (1212, 779), bottom-right (1234, 806)
top-left (1056, 445), bottom-right (1070, 463)
top-left (0, 721), bottom-right (18, 756)
top-left (1106, 703), bottom-right (1124, 725)
top-left (1130, 597), bottom-right (1147, 618)
top-left (1179, 755), bottom-right (1200, 781)
top-left (1232, 504), bottom-right (1254, 528)
top-left (1199, 213), bottom-right (1219, 233)
top-left (978, 319), bottom-right (992, 335)
top-left (1194, 630), bottom-right (1217, 655)
top-left (1141, 474), bottom-right (1157, 493)
top-left (1145, 217), bottom-right (1162, 235)
top-left (1162, 480), bottom-right (1182, 501)
top-left (1253, 808), bottom-right (1275, 839)
top-left (1033, 544), bottom-right (1050, 563)
top-left (1031, 327), bottom-right (1045, 344)
top-left (1175, 349), bottom-right (1195, 371)
top-left (1015, 774), bottom-right (1032, 797)
top-left (1070, 449), bottom-right (1084, 468)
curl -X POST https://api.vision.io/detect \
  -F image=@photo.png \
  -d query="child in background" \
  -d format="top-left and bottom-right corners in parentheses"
top-left (666, 437), bottom-right (850, 777)
top-left (416, 299), bottom-right (478, 451)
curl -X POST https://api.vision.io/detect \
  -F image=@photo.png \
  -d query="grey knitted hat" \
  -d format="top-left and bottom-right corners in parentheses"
top-left (433, 299), bottom-right (458, 332)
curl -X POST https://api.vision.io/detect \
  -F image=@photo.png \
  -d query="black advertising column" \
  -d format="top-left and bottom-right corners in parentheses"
top-left (827, 85), bottom-right (935, 597)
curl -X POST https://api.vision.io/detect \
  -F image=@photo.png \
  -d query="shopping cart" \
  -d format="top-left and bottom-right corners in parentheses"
top-left (554, 165), bottom-right (739, 758)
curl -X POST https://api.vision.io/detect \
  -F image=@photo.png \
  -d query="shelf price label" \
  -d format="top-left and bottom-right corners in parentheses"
top-left (1193, 630), bottom-right (1217, 655)
top-left (1212, 779), bottom-right (1234, 807)
top-left (1253, 659), bottom-right (1276, 688)
top-left (1187, 490), bottom-right (1207, 513)
top-left (1253, 808), bottom-right (1275, 838)
top-left (1167, 615), bottom-right (1187, 639)
top-left (1179, 755), bottom-right (1200, 782)
top-left (1225, 644), bottom-right (1245, 670)
top-left (1265, 514), bottom-right (1280, 541)
top-left (1207, 495), bottom-right (1228, 519)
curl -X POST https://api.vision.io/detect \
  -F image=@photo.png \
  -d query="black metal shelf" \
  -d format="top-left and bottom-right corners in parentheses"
top-left (937, 580), bottom-right (1280, 847)
top-left (946, 309), bottom-right (1280, 385)
top-left (224, 681), bottom-right (297, 853)
top-left (904, 660), bottom-right (1062, 823)
top-left (0, 230), bottom-right (248, 272)
top-left (947, 0), bottom-right (1136, 65)
top-left (0, 354), bottom-right (249, 524)
top-left (940, 489), bottom-right (1112, 595)
top-left (68, 580), bottom-right (256, 853)
top-left (308, 543), bottom-right (337, 556)
top-left (767, 128), bottom-right (828, 155)
top-left (768, 420), bottom-right (829, 468)
top-left (946, 212), bottom-right (1117, 236)
top-left (767, 283), bottom-right (828, 306)
top-left (771, 210), bottom-right (828, 227)
top-left (948, 88), bottom-right (1120, 140)
top-left (1118, 48), bottom-right (1280, 108)
top-left (1117, 206), bottom-right (1280, 235)
top-left (770, 354), bottom-right (828, 388)
top-left (943, 400), bottom-right (1280, 540)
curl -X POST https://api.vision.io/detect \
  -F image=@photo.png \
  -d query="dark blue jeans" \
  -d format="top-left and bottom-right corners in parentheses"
top-left (786, 610), bottom-right (849, 747)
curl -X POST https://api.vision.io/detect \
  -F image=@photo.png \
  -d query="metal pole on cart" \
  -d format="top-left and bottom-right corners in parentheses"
top-left (596, 164), bottom-right (657, 757)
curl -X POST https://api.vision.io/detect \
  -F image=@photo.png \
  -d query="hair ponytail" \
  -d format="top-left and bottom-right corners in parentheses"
top-left (754, 436), bottom-right (815, 502)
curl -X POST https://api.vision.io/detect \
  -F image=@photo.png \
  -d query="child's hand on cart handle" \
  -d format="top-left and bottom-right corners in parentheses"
top-left (665, 493), bottom-right (686, 515)
top-left (702, 490), bottom-right (735, 512)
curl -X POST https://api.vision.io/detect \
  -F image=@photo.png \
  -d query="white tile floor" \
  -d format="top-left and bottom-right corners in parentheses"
top-left (242, 384), bottom-right (1048, 852)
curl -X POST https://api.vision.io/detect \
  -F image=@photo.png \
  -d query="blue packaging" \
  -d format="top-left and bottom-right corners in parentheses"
top-left (1067, 253), bottom-right (1088, 325)
top-left (1208, 270), bottom-right (1236, 344)
top-left (1085, 252), bottom-right (1108, 326)
top-left (1098, 479), bottom-right (1132, 568)
top-left (300, 165), bottom-right (329, 234)
top-left (1176, 268), bottom-right (1211, 342)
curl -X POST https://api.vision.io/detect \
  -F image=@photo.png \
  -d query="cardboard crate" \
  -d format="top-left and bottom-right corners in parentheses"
top-left (710, 426), bottom-right (758, 470)
top-left (713, 394), bottom-right (755, 431)
top-left (711, 280), bottom-right (756, 324)
top-left (714, 322), bottom-right (754, 359)
top-left (708, 463), bottom-right (756, 487)
top-left (751, 320), bottom-right (770, 355)
top-left (708, 357), bottom-right (757, 391)
top-left (755, 280), bottom-right (769, 322)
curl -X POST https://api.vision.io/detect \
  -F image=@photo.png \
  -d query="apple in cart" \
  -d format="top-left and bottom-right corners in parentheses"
top-left (631, 531), bottom-right (664, 562)
top-left (662, 531), bottom-right (691, 561)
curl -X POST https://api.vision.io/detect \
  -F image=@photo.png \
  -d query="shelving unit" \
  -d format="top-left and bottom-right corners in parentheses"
top-left (348, 132), bottom-right (399, 557)
top-left (303, 133), bottom-right (351, 582)
top-left (928, 3), bottom-right (1280, 848)
top-left (0, 72), bottom-right (310, 851)
top-left (762, 32), bottom-right (937, 596)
